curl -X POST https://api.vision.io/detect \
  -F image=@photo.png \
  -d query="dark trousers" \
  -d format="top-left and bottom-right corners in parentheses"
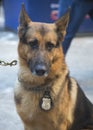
top-left (58, 0), bottom-right (93, 55)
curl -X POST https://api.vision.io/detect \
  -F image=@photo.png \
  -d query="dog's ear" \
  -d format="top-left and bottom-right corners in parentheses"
top-left (18, 4), bottom-right (31, 41)
top-left (55, 8), bottom-right (70, 41)
top-left (19, 3), bottom-right (31, 27)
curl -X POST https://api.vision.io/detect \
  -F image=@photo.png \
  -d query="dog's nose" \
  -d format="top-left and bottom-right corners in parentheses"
top-left (35, 64), bottom-right (47, 76)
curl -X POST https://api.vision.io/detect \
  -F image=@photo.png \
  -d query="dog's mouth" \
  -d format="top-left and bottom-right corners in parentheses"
top-left (28, 60), bottom-right (50, 77)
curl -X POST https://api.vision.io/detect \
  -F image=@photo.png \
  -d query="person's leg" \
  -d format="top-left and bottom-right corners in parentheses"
top-left (89, 9), bottom-right (93, 20)
top-left (58, 0), bottom-right (72, 18)
top-left (62, 1), bottom-right (93, 55)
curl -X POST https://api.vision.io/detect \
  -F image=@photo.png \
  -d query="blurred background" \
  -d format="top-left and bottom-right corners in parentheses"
top-left (0, 0), bottom-right (93, 130)
top-left (1, 0), bottom-right (93, 33)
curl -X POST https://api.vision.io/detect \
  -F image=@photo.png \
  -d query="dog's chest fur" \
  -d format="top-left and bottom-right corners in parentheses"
top-left (15, 77), bottom-right (78, 130)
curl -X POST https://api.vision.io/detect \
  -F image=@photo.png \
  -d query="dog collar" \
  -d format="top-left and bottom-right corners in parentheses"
top-left (23, 84), bottom-right (53, 111)
top-left (18, 77), bottom-right (53, 111)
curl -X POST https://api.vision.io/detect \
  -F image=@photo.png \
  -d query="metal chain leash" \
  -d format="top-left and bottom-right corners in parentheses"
top-left (0, 60), bottom-right (17, 66)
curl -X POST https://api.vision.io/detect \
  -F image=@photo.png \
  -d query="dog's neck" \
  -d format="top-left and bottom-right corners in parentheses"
top-left (18, 68), bottom-right (69, 93)
top-left (18, 69), bottom-right (69, 111)
top-left (18, 77), bottom-right (52, 92)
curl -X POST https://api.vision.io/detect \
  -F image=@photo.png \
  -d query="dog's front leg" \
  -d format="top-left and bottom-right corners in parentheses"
top-left (59, 121), bottom-right (69, 130)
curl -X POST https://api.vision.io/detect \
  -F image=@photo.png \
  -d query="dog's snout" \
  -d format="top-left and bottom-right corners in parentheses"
top-left (35, 64), bottom-right (47, 76)
top-left (29, 58), bottom-right (50, 77)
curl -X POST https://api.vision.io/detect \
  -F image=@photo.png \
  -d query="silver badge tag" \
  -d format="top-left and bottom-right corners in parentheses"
top-left (40, 90), bottom-right (53, 111)
top-left (41, 97), bottom-right (52, 111)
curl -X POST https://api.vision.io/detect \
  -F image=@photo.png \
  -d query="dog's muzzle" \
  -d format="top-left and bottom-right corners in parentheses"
top-left (34, 63), bottom-right (48, 76)
top-left (28, 61), bottom-right (50, 77)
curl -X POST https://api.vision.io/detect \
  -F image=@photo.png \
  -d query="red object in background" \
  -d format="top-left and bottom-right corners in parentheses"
top-left (85, 14), bottom-right (90, 19)
top-left (50, 10), bottom-right (58, 21)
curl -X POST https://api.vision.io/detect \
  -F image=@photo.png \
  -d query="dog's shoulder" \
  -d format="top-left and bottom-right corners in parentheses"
top-left (69, 77), bottom-right (93, 130)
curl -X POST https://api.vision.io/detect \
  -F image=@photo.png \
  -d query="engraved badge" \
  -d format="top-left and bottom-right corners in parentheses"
top-left (40, 90), bottom-right (53, 111)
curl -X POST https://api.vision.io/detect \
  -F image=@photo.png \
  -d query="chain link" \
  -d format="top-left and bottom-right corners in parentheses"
top-left (0, 60), bottom-right (17, 66)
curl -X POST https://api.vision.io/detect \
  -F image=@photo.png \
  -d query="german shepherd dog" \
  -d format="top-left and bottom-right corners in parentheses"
top-left (14, 4), bottom-right (93, 130)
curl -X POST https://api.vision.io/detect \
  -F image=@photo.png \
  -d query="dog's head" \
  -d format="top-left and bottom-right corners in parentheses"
top-left (18, 4), bottom-right (69, 78)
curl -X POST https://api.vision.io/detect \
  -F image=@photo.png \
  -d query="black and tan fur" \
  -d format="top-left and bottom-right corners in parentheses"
top-left (14, 4), bottom-right (93, 130)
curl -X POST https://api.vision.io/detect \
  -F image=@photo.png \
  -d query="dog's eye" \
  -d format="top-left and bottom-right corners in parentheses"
top-left (46, 42), bottom-right (55, 51)
top-left (28, 39), bottom-right (38, 49)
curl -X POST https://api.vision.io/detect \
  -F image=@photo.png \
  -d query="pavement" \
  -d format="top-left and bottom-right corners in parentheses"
top-left (0, 6), bottom-right (93, 130)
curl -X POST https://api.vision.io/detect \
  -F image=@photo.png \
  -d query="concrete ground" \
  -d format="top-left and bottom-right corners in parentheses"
top-left (0, 6), bottom-right (93, 130)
